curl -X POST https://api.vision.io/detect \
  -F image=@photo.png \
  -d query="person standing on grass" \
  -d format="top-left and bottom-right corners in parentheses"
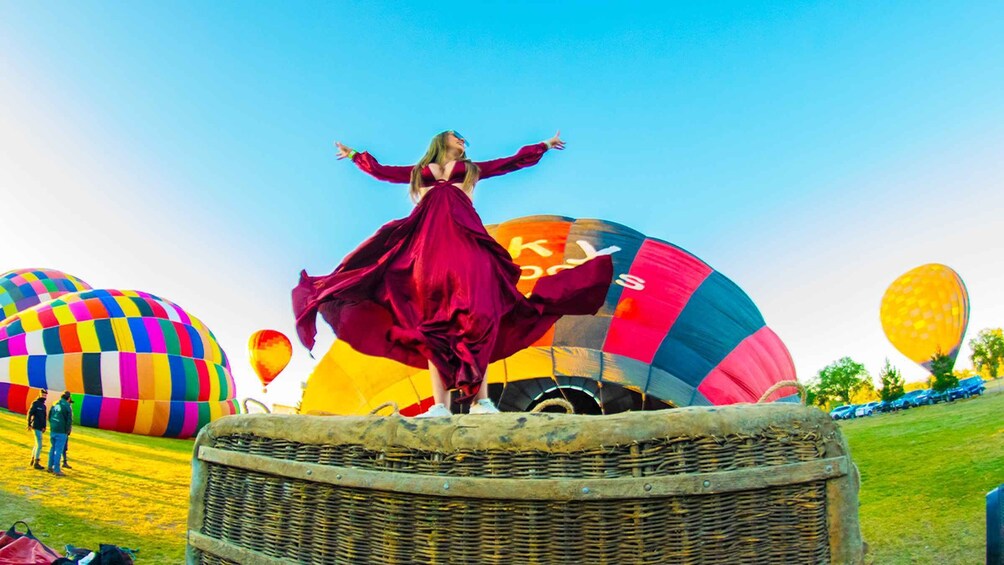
top-left (46, 391), bottom-right (73, 477)
top-left (26, 389), bottom-right (47, 470)
top-left (62, 413), bottom-right (73, 470)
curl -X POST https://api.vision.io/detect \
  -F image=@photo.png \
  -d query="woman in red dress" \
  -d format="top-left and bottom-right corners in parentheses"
top-left (293, 131), bottom-right (613, 417)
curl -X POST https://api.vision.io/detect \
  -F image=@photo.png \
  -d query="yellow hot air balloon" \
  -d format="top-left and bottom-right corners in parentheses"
top-left (249, 329), bottom-right (293, 392)
top-left (880, 264), bottom-right (970, 371)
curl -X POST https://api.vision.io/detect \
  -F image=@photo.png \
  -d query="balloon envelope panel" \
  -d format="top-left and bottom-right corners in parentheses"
top-left (1, 382), bottom-right (239, 439)
top-left (1, 269), bottom-right (92, 320)
top-left (0, 288), bottom-right (237, 437)
top-left (301, 216), bottom-right (798, 414)
top-left (880, 263), bottom-right (970, 369)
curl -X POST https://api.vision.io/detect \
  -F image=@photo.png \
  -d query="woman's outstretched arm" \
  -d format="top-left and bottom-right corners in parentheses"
top-left (475, 131), bottom-right (565, 180)
top-left (335, 140), bottom-right (412, 183)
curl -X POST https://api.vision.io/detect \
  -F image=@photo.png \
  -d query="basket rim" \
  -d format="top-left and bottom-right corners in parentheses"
top-left (195, 403), bottom-right (846, 457)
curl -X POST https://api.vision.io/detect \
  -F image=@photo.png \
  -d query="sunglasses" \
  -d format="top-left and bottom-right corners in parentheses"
top-left (449, 130), bottom-right (469, 147)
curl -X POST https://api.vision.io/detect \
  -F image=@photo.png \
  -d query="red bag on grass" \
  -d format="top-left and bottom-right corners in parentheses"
top-left (0, 521), bottom-right (61, 565)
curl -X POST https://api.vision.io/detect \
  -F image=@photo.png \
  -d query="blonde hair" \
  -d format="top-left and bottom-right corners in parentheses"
top-left (409, 131), bottom-right (480, 203)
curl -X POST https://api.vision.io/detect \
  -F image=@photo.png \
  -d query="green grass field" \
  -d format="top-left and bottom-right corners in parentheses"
top-left (843, 378), bottom-right (1003, 564)
top-left (1, 380), bottom-right (1000, 563)
top-left (0, 413), bottom-right (193, 563)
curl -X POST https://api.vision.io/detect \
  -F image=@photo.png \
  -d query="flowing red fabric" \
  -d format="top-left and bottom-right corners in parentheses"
top-left (293, 174), bottom-right (613, 403)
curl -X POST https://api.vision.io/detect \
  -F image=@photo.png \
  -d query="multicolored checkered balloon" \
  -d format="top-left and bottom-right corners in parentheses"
top-left (0, 288), bottom-right (238, 438)
top-left (1, 269), bottom-right (92, 321)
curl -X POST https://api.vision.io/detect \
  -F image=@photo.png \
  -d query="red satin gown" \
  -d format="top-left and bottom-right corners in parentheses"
top-left (292, 143), bottom-right (613, 402)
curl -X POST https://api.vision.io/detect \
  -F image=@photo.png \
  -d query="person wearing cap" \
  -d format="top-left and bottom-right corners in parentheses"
top-left (26, 389), bottom-right (48, 470)
top-left (46, 391), bottom-right (73, 476)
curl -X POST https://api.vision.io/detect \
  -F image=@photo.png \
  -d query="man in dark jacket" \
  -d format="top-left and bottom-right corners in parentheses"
top-left (46, 391), bottom-right (73, 476)
top-left (26, 389), bottom-right (47, 470)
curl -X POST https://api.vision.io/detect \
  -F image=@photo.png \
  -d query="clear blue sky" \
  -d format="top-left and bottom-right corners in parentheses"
top-left (3, 2), bottom-right (1002, 406)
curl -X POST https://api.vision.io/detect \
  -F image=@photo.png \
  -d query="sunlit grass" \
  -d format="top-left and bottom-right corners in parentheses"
top-left (0, 379), bottom-right (1000, 563)
top-left (0, 409), bottom-right (192, 563)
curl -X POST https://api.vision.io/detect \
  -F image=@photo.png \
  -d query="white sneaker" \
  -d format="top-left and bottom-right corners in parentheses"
top-left (415, 403), bottom-right (452, 418)
top-left (469, 399), bottom-right (501, 414)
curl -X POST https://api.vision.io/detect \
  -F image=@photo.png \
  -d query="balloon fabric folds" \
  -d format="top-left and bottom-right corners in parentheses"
top-left (248, 329), bottom-right (292, 391)
top-left (300, 216), bottom-right (798, 416)
top-left (0, 287), bottom-right (239, 438)
top-left (880, 263), bottom-right (970, 371)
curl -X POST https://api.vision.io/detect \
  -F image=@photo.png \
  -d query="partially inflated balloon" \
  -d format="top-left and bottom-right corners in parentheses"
top-left (880, 263), bottom-right (969, 371)
top-left (249, 329), bottom-right (292, 391)
top-left (300, 215), bottom-right (798, 415)
top-left (1, 269), bottom-right (92, 320)
top-left (0, 289), bottom-right (238, 438)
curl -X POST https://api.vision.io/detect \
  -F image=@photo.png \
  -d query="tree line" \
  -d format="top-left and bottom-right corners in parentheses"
top-left (804, 327), bottom-right (1003, 409)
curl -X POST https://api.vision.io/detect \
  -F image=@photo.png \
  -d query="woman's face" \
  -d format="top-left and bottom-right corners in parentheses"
top-left (446, 131), bottom-right (467, 153)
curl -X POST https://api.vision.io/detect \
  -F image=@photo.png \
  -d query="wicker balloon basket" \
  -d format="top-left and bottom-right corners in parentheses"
top-left (186, 404), bottom-right (863, 564)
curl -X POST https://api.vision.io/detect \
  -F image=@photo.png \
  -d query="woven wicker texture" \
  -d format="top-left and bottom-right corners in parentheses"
top-left (199, 556), bottom-right (239, 565)
top-left (188, 404), bottom-right (862, 564)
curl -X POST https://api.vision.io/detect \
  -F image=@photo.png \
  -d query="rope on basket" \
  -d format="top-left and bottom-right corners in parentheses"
top-left (368, 401), bottom-right (400, 416)
top-left (757, 380), bottom-right (806, 404)
top-left (530, 398), bottom-right (576, 414)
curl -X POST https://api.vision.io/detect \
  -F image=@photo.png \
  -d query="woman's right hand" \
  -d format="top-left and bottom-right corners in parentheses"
top-left (334, 141), bottom-right (356, 160)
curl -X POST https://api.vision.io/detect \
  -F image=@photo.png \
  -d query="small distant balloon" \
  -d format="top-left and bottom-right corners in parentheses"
top-left (249, 329), bottom-right (292, 391)
top-left (880, 263), bottom-right (970, 372)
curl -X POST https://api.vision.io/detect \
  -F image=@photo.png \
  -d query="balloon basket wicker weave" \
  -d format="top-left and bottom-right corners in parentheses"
top-left (186, 404), bottom-right (863, 564)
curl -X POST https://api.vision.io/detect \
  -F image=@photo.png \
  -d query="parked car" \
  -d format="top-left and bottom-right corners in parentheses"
top-left (854, 401), bottom-right (881, 417)
top-left (929, 389), bottom-right (950, 403)
top-left (947, 376), bottom-right (987, 400)
top-left (829, 405), bottom-right (857, 420)
top-left (874, 400), bottom-right (893, 413)
top-left (891, 389), bottom-right (932, 410)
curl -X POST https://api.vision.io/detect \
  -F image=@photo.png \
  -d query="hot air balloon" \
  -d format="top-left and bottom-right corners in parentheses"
top-left (300, 216), bottom-right (798, 416)
top-left (880, 263), bottom-right (970, 371)
top-left (0, 288), bottom-right (239, 438)
top-left (248, 329), bottom-right (292, 391)
top-left (1, 269), bottom-right (92, 320)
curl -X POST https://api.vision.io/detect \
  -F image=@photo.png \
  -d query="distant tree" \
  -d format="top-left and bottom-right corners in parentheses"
top-left (804, 384), bottom-right (820, 408)
top-left (929, 351), bottom-right (958, 392)
top-left (815, 357), bottom-right (869, 406)
top-left (878, 359), bottom-right (906, 402)
top-left (850, 378), bottom-right (879, 404)
top-left (969, 328), bottom-right (1004, 379)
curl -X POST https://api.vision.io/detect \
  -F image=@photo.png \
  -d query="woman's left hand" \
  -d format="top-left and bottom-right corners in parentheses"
top-left (545, 130), bottom-right (565, 150)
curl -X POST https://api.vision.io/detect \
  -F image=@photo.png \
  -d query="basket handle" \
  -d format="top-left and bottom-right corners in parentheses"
top-left (530, 398), bottom-right (575, 414)
top-left (6, 520), bottom-right (33, 538)
top-left (757, 380), bottom-right (806, 404)
top-left (368, 401), bottom-right (400, 416)
top-left (241, 398), bottom-right (271, 414)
